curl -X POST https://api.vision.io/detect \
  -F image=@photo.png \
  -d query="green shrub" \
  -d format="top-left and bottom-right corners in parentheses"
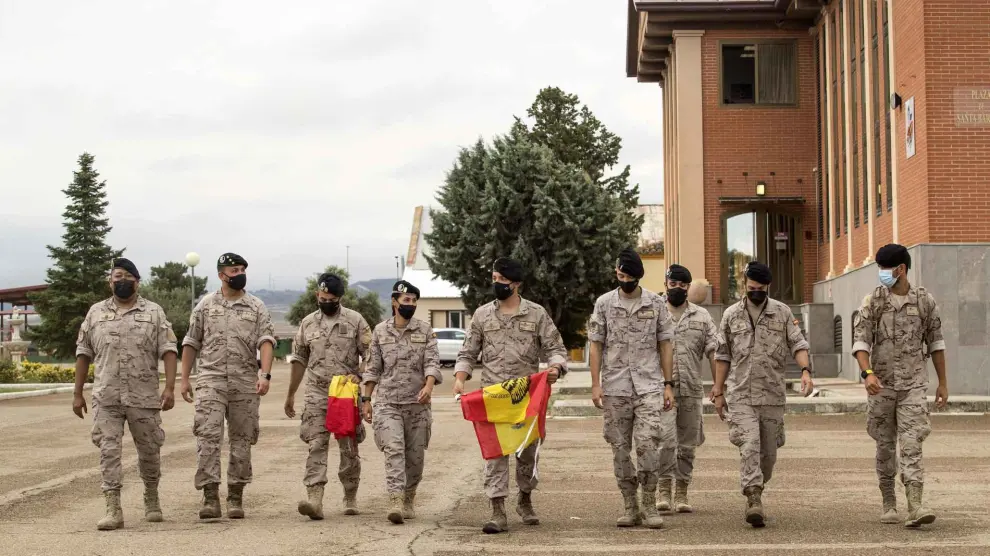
top-left (20, 361), bottom-right (94, 384)
top-left (0, 359), bottom-right (21, 383)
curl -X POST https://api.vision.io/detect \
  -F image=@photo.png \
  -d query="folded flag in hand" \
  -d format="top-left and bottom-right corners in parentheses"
top-left (326, 375), bottom-right (360, 439)
top-left (460, 370), bottom-right (551, 460)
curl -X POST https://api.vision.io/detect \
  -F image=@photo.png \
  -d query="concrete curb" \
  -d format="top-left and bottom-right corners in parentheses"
top-left (0, 383), bottom-right (92, 401)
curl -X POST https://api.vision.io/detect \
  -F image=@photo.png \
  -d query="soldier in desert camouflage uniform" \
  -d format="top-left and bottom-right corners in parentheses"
top-left (712, 261), bottom-right (813, 528)
top-left (589, 248), bottom-right (675, 530)
top-left (74, 258), bottom-right (178, 531)
top-left (852, 243), bottom-right (948, 528)
top-left (286, 272), bottom-right (372, 520)
top-left (453, 258), bottom-right (568, 534)
top-left (655, 264), bottom-right (720, 515)
top-left (180, 253), bottom-right (276, 520)
top-left (361, 280), bottom-right (441, 525)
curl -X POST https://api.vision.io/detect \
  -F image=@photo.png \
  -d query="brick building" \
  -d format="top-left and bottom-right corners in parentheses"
top-left (625, 0), bottom-right (990, 394)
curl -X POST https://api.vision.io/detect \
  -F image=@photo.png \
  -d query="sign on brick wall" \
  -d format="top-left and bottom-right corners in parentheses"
top-left (954, 87), bottom-right (990, 126)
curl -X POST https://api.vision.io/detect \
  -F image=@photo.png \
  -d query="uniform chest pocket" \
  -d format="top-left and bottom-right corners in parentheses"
top-left (379, 337), bottom-right (400, 368)
top-left (879, 309), bottom-right (896, 342)
top-left (482, 321), bottom-right (505, 360)
top-left (512, 322), bottom-right (538, 356)
top-left (306, 331), bottom-right (326, 360)
top-left (130, 313), bottom-right (156, 346)
top-left (234, 311), bottom-right (259, 342)
top-left (683, 321), bottom-right (706, 352)
top-left (205, 306), bottom-right (226, 337)
top-left (901, 307), bottom-right (925, 341)
top-left (729, 322), bottom-right (752, 355)
top-left (93, 313), bottom-right (120, 350)
top-left (331, 328), bottom-right (357, 364)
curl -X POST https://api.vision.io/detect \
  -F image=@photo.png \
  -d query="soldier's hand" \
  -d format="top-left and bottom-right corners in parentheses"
top-left (284, 395), bottom-right (296, 418)
top-left (713, 393), bottom-right (727, 421)
top-left (362, 401), bottom-right (373, 423)
top-left (591, 385), bottom-right (604, 409)
top-left (180, 379), bottom-right (194, 403)
top-left (663, 384), bottom-right (675, 412)
top-left (72, 393), bottom-right (87, 419)
top-left (160, 389), bottom-right (175, 412)
top-left (864, 374), bottom-right (882, 396)
top-left (346, 374), bottom-right (360, 384)
top-left (935, 383), bottom-right (948, 409)
top-left (256, 377), bottom-right (270, 396)
top-left (417, 385), bottom-right (433, 404)
top-left (801, 372), bottom-right (814, 397)
top-left (452, 378), bottom-right (465, 397)
top-left (547, 366), bottom-right (560, 384)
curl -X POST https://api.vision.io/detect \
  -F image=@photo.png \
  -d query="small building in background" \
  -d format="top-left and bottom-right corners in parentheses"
top-left (634, 204), bottom-right (666, 293)
top-left (403, 205), bottom-right (471, 331)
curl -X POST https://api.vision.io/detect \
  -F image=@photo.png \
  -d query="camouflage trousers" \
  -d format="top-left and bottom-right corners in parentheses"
top-left (603, 392), bottom-right (669, 496)
top-left (659, 395), bottom-right (706, 484)
top-left (867, 387), bottom-right (931, 485)
top-left (193, 387), bottom-right (260, 489)
top-left (91, 403), bottom-right (165, 492)
top-left (727, 403), bottom-right (785, 492)
top-left (300, 398), bottom-right (363, 489)
top-left (373, 403), bottom-right (432, 494)
top-left (483, 442), bottom-right (540, 500)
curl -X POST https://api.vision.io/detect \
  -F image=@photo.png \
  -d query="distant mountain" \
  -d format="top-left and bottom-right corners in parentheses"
top-left (251, 289), bottom-right (305, 307)
top-left (352, 278), bottom-right (397, 310)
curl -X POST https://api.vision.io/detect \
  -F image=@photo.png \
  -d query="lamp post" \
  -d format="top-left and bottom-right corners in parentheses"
top-left (185, 252), bottom-right (200, 312)
top-left (395, 256), bottom-right (400, 280)
top-left (346, 245), bottom-right (350, 275)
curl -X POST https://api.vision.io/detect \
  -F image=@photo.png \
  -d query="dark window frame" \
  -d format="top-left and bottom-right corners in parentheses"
top-left (717, 39), bottom-right (800, 108)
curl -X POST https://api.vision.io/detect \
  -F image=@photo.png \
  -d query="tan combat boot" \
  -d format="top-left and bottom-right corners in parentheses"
top-left (674, 480), bottom-right (693, 513)
top-left (199, 484), bottom-right (222, 519)
top-left (743, 486), bottom-right (765, 528)
top-left (402, 488), bottom-right (416, 520)
top-left (655, 478), bottom-right (673, 513)
top-left (640, 489), bottom-right (665, 529)
top-left (616, 493), bottom-right (642, 527)
top-left (297, 484), bottom-right (325, 520)
top-left (879, 481), bottom-right (899, 524)
top-left (343, 487), bottom-right (359, 516)
top-left (904, 482), bottom-right (936, 528)
top-left (97, 490), bottom-right (124, 531)
top-left (516, 491), bottom-right (539, 525)
top-left (482, 497), bottom-right (508, 534)
top-left (387, 492), bottom-right (405, 524)
top-left (227, 484), bottom-right (245, 519)
top-left (144, 482), bottom-right (163, 522)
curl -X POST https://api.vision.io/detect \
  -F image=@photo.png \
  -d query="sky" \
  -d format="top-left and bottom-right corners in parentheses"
top-left (0, 0), bottom-right (663, 291)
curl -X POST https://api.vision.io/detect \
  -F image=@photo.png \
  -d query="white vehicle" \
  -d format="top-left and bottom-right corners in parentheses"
top-left (434, 327), bottom-right (467, 366)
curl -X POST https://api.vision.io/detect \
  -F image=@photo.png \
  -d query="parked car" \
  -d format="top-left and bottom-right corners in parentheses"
top-left (434, 328), bottom-right (467, 366)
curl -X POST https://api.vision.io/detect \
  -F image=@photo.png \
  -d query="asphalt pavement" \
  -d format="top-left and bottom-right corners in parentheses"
top-left (1, 362), bottom-right (988, 556)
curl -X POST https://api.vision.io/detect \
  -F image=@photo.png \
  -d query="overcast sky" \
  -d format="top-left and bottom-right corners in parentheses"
top-left (0, 0), bottom-right (663, 291)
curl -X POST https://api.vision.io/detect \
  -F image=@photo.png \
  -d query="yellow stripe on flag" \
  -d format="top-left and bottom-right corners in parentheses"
top-left (493, 416), bottom-right (540, 457)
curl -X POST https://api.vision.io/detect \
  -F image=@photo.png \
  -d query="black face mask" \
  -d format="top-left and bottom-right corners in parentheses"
top-left (493, 282), bottom-right (514, 301)
top-left (747, 290), bottom-right (768, 306)
top-left (396, 304), bottom-right (416, 320)
top-left (666, 287), bottom-right (688, 307)
top-left (226, 274), bottom-right (247, 291)
top-left (319, 301), bottom-right (340, 316)
top-left (619, 279), bottom-right (639, 294)
top-left (113, 280), bottom-right (135, 299)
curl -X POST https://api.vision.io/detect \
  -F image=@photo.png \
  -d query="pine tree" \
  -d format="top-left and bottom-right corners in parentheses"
top-left (425, 88), bottom-right (643, 348)
top-left (140, 261), bottom-right (209, 351)
top-left (286, 266), bottom-right (385, 329)
top-left (27, 153), bottom-right (123, 359)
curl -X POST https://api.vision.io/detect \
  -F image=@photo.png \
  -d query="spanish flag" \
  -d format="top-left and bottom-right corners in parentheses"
top-left (460, 371), bottom-right (551, 460)
top-left (325, 375), bottom-right (360, 439)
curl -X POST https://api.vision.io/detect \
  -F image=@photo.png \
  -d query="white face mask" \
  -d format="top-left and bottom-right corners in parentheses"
top-left (879, 269), bottom-right (898, 288)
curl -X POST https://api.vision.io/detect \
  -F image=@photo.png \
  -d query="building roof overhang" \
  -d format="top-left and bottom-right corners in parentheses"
top-left (626, 0), bottom-right (821, 84)
top-left (0, 285), bottom-right (48, 306)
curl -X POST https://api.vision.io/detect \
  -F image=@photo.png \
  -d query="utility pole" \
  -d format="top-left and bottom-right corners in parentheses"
top-left (347, 245), bottom-right (350, 275)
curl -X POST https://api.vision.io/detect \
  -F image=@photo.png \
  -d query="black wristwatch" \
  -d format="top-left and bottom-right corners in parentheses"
top-left (360, 396), bottom-right (372, 404)
top-left (261, 373), bottom-right (272, 381)
top-left (800, 366), bottom-right (812, 377)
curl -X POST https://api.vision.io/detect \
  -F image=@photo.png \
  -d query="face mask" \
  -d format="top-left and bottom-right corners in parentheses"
top-left (666, 287), bottom-right (688, 307)
top-left (747, 290), bottom-right (768, 305)
top-left (618, 279), bottom-right (639, 294)
top-left (226, 274), bottom-right (247, 291)
top-left (113, 280), bottom-right (135, 299)
top-left (493, 282), bottom-right (514, 301)
top-left (319, 301), bottom-right (340, 316)
top-left (879, 269), bottom-right (898, 288)
top-left (396, 304), bottom-right (416, 320)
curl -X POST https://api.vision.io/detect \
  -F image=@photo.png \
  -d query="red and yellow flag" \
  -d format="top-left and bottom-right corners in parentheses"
top-left (460, 371), bottom-right (551, 460)
top-left (325, 375), bottom-right (360, 439)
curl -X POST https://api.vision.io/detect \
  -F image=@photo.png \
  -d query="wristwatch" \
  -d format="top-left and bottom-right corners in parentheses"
top-left (261, 373), bottom-right (272, 381)
top-left (360, 396), bottom-right (372, 404)
top-left (800, 366), bottom-right (812, 376)
top-left (665, 381), bottom-right (678, 389)
top-left (861, 369), bottom-right (874, 379)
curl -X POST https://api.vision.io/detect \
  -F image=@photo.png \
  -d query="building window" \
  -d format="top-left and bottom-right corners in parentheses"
top-left (721, 42), bottom-right (797, 105)
top-left (839, 0), bottom-right (848, 235)
top-left (882, 0), bottom-right (893, 212)
top-left (834, 315), bottom-right (843, 351)
top-left (447, 310), bottom-right (464, 329)
top-left (851, 3), bottom-right (860, 229)
top-left (871, 0), bottom-right (882, 217)
top-left (815, 31), bottom-right (826, 244)
top-left (832, 11), bottom-right (842, 238)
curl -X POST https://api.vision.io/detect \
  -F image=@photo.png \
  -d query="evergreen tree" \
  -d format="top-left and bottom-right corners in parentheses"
top-left (27, 153), bottom-right (123, 359)
top-left (425, 88), bottom-right (643, 348)
top-left (286, 266), bottom-right (385, 329)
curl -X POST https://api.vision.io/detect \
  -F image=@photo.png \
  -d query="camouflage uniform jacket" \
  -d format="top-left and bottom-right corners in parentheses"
top-left (715, 297), bottom-right (809, 406)
top-left (455, 298), bottom-right (568, 387)
top-left (363, 317), bottom-right (442, 404)
top-left (288, 307), bottom-right (371, 400)
top-left (587, 288), bottom-right (674, 397)
top-left (183, 290), bottom-right (275, 394)
top-left (852, 285), bottom-right (945, 391)
top-left (668, 302), bottom-right (721, 399)
top-left (76, 296), bottom-right (178, 409)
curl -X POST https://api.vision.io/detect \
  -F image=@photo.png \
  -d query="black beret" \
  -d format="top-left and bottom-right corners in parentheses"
top-left (745, 261), bottom-right (773, 285)
top-left (391, 280), bottom-right (420, 300)
top-left (875, 243), bottom-right (911, 270)
top-left (493, 258), bottom-right (524, 282)
top-left (616, 248), bottom-right (644, 279)
top-left (217, 252), bottom-right (248, 269)
top-left (317, 273), bottom-right (345, 296)
top-left (665, 264), bottom-right (692, 284)
top-left (112, 258), bottom-right (140, 280)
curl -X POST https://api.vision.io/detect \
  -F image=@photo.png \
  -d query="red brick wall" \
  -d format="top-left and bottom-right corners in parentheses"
top-left (701, 30), bottom-right (818, 303)
top-left (923, 1), bottom-right (990, 242)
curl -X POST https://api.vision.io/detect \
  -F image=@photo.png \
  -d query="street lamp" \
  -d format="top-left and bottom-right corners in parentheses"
top-left (185, 252), bottom-right (200, 312)
top-left (395, 256), bottom-right (400, 280)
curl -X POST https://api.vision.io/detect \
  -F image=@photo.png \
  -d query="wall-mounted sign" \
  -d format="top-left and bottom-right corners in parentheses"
top-left (905, 96), bottom-right (916, 159)
top-left (954, 87), bottom-right (990, 126)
